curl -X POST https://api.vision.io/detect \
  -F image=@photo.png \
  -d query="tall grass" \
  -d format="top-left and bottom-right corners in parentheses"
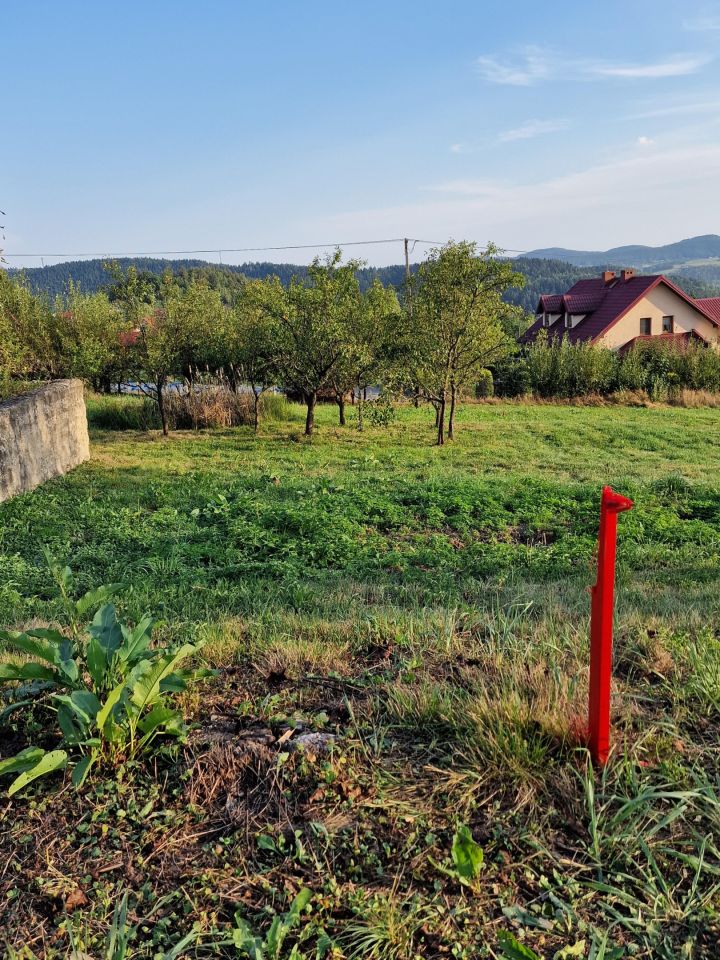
top-left (85, 392), bottom-right (161, 430)
top-left (86, 388), bottom-right (296, 431)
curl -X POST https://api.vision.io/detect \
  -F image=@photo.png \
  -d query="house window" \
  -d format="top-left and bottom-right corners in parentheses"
top-left (565, 314), bottom-right (572, 329)
top-left (640, 317), bottom-right (651, 335)
top-left (662, 315), bottom-right (674, 333)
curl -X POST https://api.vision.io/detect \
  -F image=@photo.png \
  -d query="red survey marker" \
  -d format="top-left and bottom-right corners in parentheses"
top-left (588, 485), bottom-right (633, 766)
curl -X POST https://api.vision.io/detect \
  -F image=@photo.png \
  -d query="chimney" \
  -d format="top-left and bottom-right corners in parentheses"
top-left (620, 268), bottom-right (635, 282)
top-left (602, 270), bottom-right (616, 284)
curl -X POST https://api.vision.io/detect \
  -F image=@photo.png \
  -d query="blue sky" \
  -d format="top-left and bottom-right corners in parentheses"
top-left (3, 0), bottom-right (720, 267)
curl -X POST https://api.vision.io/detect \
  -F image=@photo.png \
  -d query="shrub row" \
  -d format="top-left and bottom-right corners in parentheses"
top-left (492, 337), bottom-right (720, 399)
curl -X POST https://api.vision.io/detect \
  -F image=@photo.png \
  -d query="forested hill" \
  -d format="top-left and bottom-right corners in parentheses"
top-left (525, 234), bottom-right (720, 269)
top-left (4, 258), bottom-right (409, 300)
top-left (4, 255), bottom-right (719, 313)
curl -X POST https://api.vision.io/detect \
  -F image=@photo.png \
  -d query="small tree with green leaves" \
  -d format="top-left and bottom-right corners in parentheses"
top-left (407, 241), bottom-right (521, 443)
top-left (54, 282), bottom-right (127, 391)
top-left (0, 272), bottom-right (55, 381)
top-left (275, 251), bottom-right (361, 436)
top-left (224, 278), bottom-right (284, 431)
top-left (117, 270), bottom-right (223, 435)
top-left (325, 278), bottom-right (401, 428)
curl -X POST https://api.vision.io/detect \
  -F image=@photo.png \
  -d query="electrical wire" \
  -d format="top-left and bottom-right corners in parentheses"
top-left (3, 238), bottom-right (445, 260)
top-left (2, 238), bottom-right (529, 261)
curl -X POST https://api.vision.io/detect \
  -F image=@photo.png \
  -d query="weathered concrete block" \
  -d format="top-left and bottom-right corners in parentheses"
top-left (0, 380), bottom-right (90, 503)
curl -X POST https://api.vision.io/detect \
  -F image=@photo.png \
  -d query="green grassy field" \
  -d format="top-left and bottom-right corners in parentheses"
top-left (1, 399), bottom-right (719, 958)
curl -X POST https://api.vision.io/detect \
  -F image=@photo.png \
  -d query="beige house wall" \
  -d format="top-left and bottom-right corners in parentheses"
top-left (596, 284), bottom-right (720, 350)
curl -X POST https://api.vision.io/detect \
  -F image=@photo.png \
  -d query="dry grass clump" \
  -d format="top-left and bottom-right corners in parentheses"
top-left (474, 387), bottom-right (720, 408)
top-left (669, 388), bottom-right (720, 408)
top-left (165, 387), bottom-right (254, 429)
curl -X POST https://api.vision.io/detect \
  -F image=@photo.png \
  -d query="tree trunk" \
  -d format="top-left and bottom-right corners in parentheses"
top-left (433, 401), bottom-right (440, 428)
top-left (253, 391), bottom-right (260, 433)
top-left (436, 394), bottom-right (446, 446)
top-left (304, 391), bottom-right (317, 436)
top-left (157, 380), bottom-right (169, 436)
top-left (448, 383), bottom-right (457, 440)
top-left (358, 390), bottom-right (364, 432)
top-left (337, 395), bottom-right (346, 426)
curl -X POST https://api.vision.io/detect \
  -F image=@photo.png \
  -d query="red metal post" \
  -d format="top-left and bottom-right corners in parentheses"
top-left (588, 486), bottom-right (633, 766)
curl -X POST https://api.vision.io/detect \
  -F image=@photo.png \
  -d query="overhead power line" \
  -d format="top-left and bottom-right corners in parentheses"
top-left (3, 238), bottom-right (444, 260)
top-left (2, 237), bottom-right (529, 261)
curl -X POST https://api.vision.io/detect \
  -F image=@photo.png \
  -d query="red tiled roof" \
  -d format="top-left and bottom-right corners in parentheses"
top-left (523, 273), bottom-right (720, 346)
top-left (696, 297), bottom-right (720, 324)
top-left (539, 294), bottom-right (563, 311)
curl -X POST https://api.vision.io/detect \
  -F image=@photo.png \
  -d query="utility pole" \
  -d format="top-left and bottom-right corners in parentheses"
top-left (404, 237), bottom-right (413, 317)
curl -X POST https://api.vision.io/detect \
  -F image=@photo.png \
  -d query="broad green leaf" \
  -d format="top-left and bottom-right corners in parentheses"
top-left (231, 913), bottom-right (262, 956)
top-left (89, 604), bottom-right (124, 657)
top-left (497, 931), bottom-right (542, 960)
top-left (159, 666), bottom-right (216, 693)
top-left (137, 705), bottom-right (184, 738)
top-left (0, 746), bottom-right (45, 776)
top-left (25, 627), bottom-right (69, 646)
top-left (57, 658), bottom-right (80, 683)
top-left (0, 700), bottom-right (33, 724)
top-left (75, 583), bottom-right (124, 618)
top-left (57, 702), bottom-right (87, 743)
top-left (97, 681), bottom-right (127, 734)
top-left (451, 824), bottom-right (484, 881)
top-left (287, 888), bottom-right (312, 918)
top-left (86, 635), bottom-right (110, 689)
top-left (158, 672), bottom-right (188, 694)
top-left (0, 663), bottom-right (59, 683)
top-left (54, 690), bottom-right (101, 725)
top-left (128, 643), bottom-right (199, 713)
top-left (7, 749), bottom-right (68, 796)
top-left (71, 754), bottom-right (96, 788)
top-left (71, 689), bottom-right (102, 719)
top-left (0, 631), bottom-right (57, 664)
top-left (118, 616), bottom-right (154, 664)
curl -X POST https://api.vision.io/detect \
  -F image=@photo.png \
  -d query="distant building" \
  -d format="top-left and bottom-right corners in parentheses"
top-left (522, 269), bottom-right (720, 351)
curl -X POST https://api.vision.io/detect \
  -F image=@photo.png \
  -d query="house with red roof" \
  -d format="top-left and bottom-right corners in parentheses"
top-left (522, 269), bottom-right (720, 351)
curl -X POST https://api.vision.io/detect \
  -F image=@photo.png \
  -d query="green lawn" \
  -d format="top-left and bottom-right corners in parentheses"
top-left (1, 400), bottom-right (719, 958)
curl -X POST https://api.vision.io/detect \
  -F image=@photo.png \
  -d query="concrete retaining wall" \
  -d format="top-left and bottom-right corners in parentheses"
top-left (0, 380), bottom-right (90, 502)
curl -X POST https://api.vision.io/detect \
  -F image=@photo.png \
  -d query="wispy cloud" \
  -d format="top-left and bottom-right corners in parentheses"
top-left (475, 48), bottom-right (710, 85)
top-left (588, 54), bottom-right (710, 79)
top-left (496, 118), bottom-right (568, 142)
top-left (636, 136), bottom-right (656, 147)
top-left (475, 46), bottom-right (550, 86)
top-left (449, 119), bottom-right (568, 155)
top-left (307, 144), bottom-right (720, 259)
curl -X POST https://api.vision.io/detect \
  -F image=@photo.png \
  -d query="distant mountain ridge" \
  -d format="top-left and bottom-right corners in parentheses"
top-left (525, 234), bottom-right (720, 270)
